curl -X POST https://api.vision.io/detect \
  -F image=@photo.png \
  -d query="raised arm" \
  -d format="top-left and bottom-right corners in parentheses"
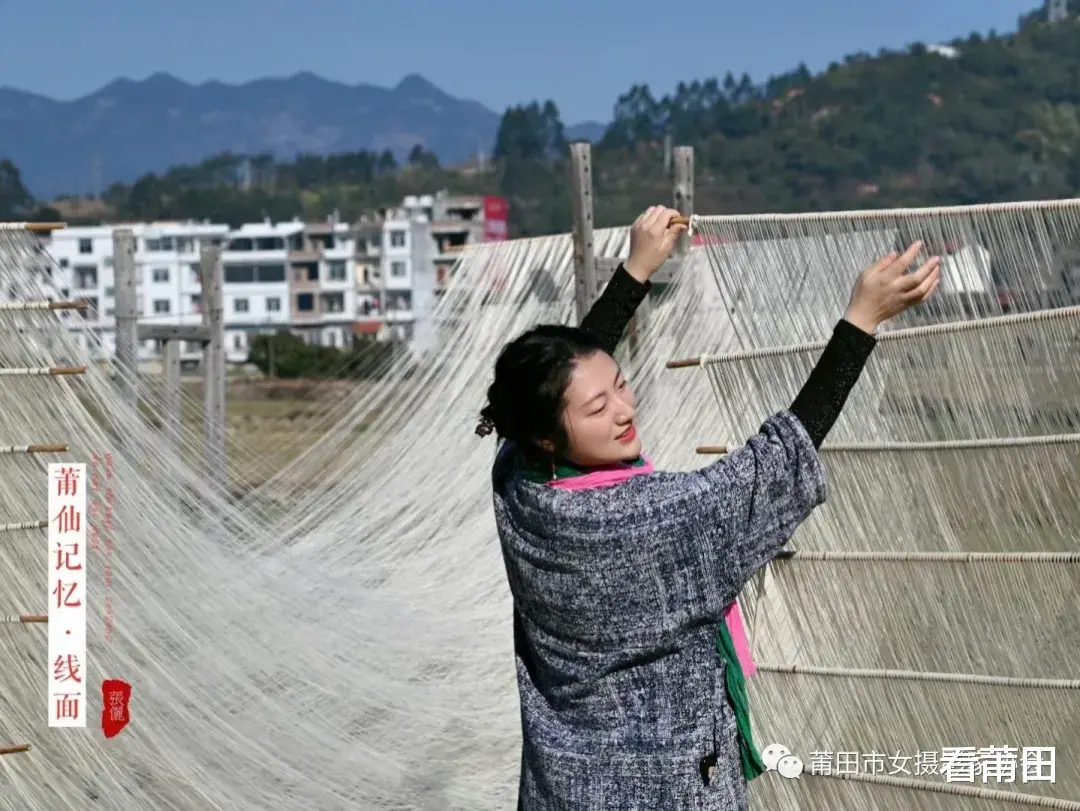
top-left (579, 205), bottom-right (687, 356)
top-left (578, 266), bottom-right (650, 356)
top-left (659, 245), bottom-right (942, 624)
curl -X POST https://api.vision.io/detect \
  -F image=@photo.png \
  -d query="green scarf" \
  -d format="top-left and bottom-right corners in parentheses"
top-left (520, 452), bottom-right (766, 782)
top-left (519, 454), bottom-right (648, 484)
top-left (718, 620), bottom-right (766, 781)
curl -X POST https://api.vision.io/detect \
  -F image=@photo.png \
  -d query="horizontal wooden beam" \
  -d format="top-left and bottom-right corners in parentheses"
top-left (137, 324), bottom-right (211, 343)
top-left (596, 257), bottom-right (682, 286)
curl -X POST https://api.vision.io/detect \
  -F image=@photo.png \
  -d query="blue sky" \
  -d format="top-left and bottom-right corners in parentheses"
top-left (2, 0), bottom-right (1043, 124)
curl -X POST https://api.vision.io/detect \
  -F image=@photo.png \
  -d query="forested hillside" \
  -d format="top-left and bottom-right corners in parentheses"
top-left (2, 4), bottom-right (1079, 237)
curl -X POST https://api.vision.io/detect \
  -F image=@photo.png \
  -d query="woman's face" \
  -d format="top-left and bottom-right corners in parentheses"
top-left (555, 351), bottom-right (641, 467)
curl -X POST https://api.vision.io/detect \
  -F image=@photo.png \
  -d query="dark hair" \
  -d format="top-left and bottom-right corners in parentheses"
top-left (476, 325), bottom-right (608, 462)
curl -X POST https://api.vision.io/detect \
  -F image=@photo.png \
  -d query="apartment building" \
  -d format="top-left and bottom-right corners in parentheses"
top-left (221, 218), bottom-right (359, 361)
top-left (20, 195), bottom-right (509, 364)
top-left (358, 191), bottom-right (507, 343)
top-left (41, 221), bottom-right (230, 362)
top-left (353, 216), bottom-right (382, 338)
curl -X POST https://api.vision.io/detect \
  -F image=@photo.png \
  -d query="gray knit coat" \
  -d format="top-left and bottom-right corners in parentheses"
top-left (492, 410), bottom-right (827, 810)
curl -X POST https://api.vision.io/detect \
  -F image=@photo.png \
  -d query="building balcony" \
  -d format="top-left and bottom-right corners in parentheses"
top-left (383, 309), bottom-right (414, 324)
top-left (288, 248), bottom-right (322, 263)
top-left (291, 308), bottom-right (322, 325)
top-left (290, 265), bottom-right (321, 291)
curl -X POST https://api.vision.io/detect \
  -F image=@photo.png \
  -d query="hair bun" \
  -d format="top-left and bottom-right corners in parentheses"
top-left (475, 405), bottom-right (496, 437)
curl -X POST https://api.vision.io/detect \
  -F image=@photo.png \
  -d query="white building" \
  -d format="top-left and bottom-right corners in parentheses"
top-left (42, 221), bottom-right (230, 363)
top-left (30, 197), bottom-right (505, 366)
top-left (220, 219), bottom-right (296, 363)
top-left (365, 192), bottom-right (492, 343)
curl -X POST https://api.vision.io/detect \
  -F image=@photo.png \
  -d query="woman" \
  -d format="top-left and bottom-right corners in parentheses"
top-left (476, 205), bottom-right (940, 810)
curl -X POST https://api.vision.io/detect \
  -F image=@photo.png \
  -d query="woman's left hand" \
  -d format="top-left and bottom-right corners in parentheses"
top-left (624, 206), bottom-right (688, 283)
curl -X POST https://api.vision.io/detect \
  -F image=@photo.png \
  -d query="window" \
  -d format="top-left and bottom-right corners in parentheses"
top-left (152, 267), bottom-right (169, 283)
top-left (176, 237), bottom-right (194, 253)
top-left (266, 297), bottom-right (281, 312)
top-left (190, 265), bottom-right (201, 284)
top-left (233, 333), bottom-right (244, 350)
top-left (160, 237), bottom-right (174, 251)
top-left (322, 292), bottom-right (345, 313)
top-left (104, 286), bottom-right (115, 298)
top-left (390, 261), bottom-right (406, 278)
top-left (190, 294), bottom-right (202, 314)
top-left (386, 292), bottom-right (411, 311)
top-left (296, 293), bottom-right (315, 312)
top-left (389, 230), bottom-right (406, 248)
top-left (153, 299), bottom-right (170, 314)
top-left (78, 239), bottom-right (92, 254)
top-left (74, 265), bottom-right (97, 289)
top-left (326, 331), bottom-right (338, 347)
top-left (234, 298), bottom-right (249, 313)
top-left (59, 258), bottom-right (69, 268)
top-left (224, 265), bottom-right (255, 284)
top-left (256, 264), bottom-right (285, 283)
top-left (144, 238), bottom-right (162, 252)
top-left (223, 264), bottom-right (285, 284)
top-left (327, 261), bottom-right (347, 281)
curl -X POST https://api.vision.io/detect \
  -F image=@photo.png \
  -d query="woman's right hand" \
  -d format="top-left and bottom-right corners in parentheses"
top-left (844, 241), bottom-right (941, 334)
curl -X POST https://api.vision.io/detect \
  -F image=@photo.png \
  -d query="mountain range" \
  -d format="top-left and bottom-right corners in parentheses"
top-left (0, 72), bottom-right (605, 199)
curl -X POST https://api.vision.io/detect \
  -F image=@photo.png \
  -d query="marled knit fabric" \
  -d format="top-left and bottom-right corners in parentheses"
top-left (493, 410), bottom-right (828, 810)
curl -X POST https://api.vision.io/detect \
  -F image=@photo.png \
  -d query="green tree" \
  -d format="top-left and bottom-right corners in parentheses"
top-left (0, 159), bottom-right (34, 219)
top-left (247, 332), bottom-right (409, 380)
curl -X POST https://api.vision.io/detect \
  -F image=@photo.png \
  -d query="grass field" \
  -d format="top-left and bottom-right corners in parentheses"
top-left (81, 373), bottom-right (377, 495)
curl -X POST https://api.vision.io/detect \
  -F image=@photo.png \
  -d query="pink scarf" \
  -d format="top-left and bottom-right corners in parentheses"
top-left (548, 457), bottom-right (756, 677)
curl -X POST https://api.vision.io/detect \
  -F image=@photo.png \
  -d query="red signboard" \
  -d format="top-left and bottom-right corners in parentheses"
top-left (483, 196), bottom-right (509, 242)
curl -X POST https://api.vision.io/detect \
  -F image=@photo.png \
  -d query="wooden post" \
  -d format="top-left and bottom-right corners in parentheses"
top-left (673, 146), bottom-right (695, 257)
top-left (198, 244), bottom-right (226, 490)
top-left (162, 339), bottom-right (182, 457)
top-left (111, 229), bottom-right (138, 404)
top-left (570, 142), bottom-right (598, 324)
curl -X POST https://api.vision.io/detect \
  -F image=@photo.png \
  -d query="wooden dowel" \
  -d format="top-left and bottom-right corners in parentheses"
top-left (695, 445), bottom-right (732, 455)
top-left (670, 215), bottom-right (690, 227)
top-left (18, 614), bottom-right (47, 623)
top-left (0, 366), bottom-right (87, 377)
top-left (24, 223), bottom-right (66, 232)
top-left (0, 744), bottom-right (31, 756)
top-left (666, 358), bottom-right (700, 369)
top-left (0, 443), bottom-right (69, 454)
top-left (0, 520), bottom-right (48, 532)
top-left (26, 443), bottom-right (69, 454)
top-left (0, 300), bottom-right (88, 312)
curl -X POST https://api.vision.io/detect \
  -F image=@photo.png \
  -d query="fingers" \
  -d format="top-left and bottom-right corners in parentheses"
top-left (660, 222), bottom-right (688, 250)
top-left (904, 262), bottom-right (941, 303)
top-left (638, 206), bottom-right (664, 230)
top-left (634, 206), bottom-right (658, 228)
top-left (887, 241), bottom-right (925, 274)
top-left (866, 251), bottom-right (899, 274)
top-left (897, 256), bottom-right (941, 291)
